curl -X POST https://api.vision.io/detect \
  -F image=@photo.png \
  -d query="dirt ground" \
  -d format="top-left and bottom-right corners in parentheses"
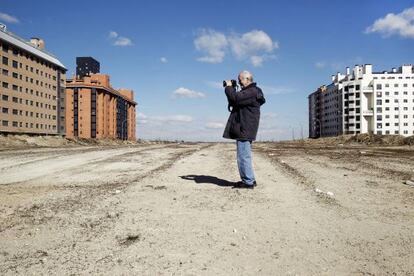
top-left (0, 141), bottom-right (413, 275)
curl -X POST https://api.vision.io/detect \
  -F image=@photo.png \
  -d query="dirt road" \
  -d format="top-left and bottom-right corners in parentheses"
top-left (0, 142), bottom-right (413, 275)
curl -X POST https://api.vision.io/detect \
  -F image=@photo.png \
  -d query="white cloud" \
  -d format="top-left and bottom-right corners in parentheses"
top-left (160, 57), bottom-right (168, 63)
top-left (153, 115), bottom-right (194, 123)
top-left (314, 61), bottom-right (326, 69)
top-left (194, 28), bottom-right (278, 66)
top-left (137, 112), bottom-right (193, 125)
top-left (137, 112), bottom-right (148, 124)
top-left (108, 31), bottom-right (118, 39)
top-left (108, 31), bottom-right (133, 46)
top-left (0, 12), bottom-right (19, 24)
top-left (136, 112), bottom-right (198, 141)
top-left (205, 122), bottom-right (225, 129)
top-left (172, 87), bottom-right (206, 99)
top-left (261, 85), bottom-right (294, 95)
top-left (315, 57), bottom-right (363, 71)
top-left (114, 37), bottom-right (133, 46)
top-left (229, 30), bottom-right (278, 59)
top-left (250, 55), bottom-right (264, 67)
top-left (228, 30), bottom-right (278, 67)
top-left (262, 112), bottom-right (278, 119)
top-left (205, 81), bottom-right (223, 89)
top-left (194, 29), bottom-right (228, 63)
top-left (365, 7), bottom-right (414, 39)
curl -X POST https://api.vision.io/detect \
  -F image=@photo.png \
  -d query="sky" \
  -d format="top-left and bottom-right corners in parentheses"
top-left (1, 0), bottom-right (414, 141)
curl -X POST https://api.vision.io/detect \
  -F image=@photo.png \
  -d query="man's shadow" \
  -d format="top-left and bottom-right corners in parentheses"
top-left (180, 175), bottom-right (235, 187)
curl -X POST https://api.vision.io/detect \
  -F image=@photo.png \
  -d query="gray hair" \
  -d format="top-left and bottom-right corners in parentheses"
top-left (239, 70), bottom-right (253, 81)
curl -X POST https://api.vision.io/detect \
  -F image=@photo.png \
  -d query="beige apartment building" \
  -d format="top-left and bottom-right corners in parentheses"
top-left (0, 24), bottom-right (67, 135)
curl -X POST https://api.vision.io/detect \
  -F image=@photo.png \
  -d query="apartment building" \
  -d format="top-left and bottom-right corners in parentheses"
top-left (0, 24), bottom-right (67, 135)
top-left (309, 64), bottom-right (414, 138)
top-left (309, 83), bottom-right (343, 138)
top-left (65, 73), bottom-right (136, 140)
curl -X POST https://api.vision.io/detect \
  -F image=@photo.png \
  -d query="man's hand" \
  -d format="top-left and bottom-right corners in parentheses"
top-left (225, 80), bottom-right (233, 87)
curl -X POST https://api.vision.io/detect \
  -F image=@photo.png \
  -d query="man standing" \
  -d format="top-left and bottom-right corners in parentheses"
top-left (223, 71), bottom-right (266, 189)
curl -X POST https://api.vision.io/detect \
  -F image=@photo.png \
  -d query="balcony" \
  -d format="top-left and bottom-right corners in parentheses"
top-left (362, 109), bottom-right (374, 116)
top-left (362, 86), bottom-right (374, 93)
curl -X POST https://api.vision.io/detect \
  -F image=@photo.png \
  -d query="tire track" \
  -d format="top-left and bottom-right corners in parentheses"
top-left (254, 145), bottom-right (341, 206)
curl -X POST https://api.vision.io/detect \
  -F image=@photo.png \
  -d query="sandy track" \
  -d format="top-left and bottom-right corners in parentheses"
top-left (0, 142), bottom-right (413, 275)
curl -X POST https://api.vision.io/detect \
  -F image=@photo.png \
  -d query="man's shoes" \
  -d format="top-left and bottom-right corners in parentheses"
top-left (237, 183), bottom-right (254, 189)
top-left (233, 181), bottom-right (256, 189)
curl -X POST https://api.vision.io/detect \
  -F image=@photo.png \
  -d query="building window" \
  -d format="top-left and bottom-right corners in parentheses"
top-left (2, 43), bottom-right (9, 52)
top-left (12, 60), bottom-right (18, 68)
top-left (2, 120), bottom-right (8, 126)
top-left (376, 84), bottom-right (382, 90)
top-left (2, 107), bottom-right (9, 113)
top-left (2, 56), bottom-right (8, 65)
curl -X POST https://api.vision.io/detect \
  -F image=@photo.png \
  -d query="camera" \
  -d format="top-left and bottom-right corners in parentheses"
top-left (223, 79), bottom-right (237, 88)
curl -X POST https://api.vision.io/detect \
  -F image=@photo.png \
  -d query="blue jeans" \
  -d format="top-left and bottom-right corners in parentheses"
top-left (236, 140), bottom-right (256, 185)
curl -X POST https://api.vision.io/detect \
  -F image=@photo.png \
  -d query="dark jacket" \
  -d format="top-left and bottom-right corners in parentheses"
top-left (223, 83), bottom-right (266, 141)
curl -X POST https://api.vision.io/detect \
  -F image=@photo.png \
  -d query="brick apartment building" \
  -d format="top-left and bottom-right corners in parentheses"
top-left (65, 73), bottom-right (136, 140)
top-left (0, 24), bottom-right (67, 135)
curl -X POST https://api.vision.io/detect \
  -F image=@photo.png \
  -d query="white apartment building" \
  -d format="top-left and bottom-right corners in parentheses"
top-left (309, 64), bottom-right (414, 138)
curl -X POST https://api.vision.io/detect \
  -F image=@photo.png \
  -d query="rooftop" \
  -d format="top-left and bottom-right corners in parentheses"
top-left (0, 24), bottom-right (66, 70)
top-left (66, 74), bottom-right (137, 105)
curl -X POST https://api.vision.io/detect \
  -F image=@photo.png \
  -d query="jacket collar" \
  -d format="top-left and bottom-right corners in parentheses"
top-left (241, 82), bottom-right (257, 90)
